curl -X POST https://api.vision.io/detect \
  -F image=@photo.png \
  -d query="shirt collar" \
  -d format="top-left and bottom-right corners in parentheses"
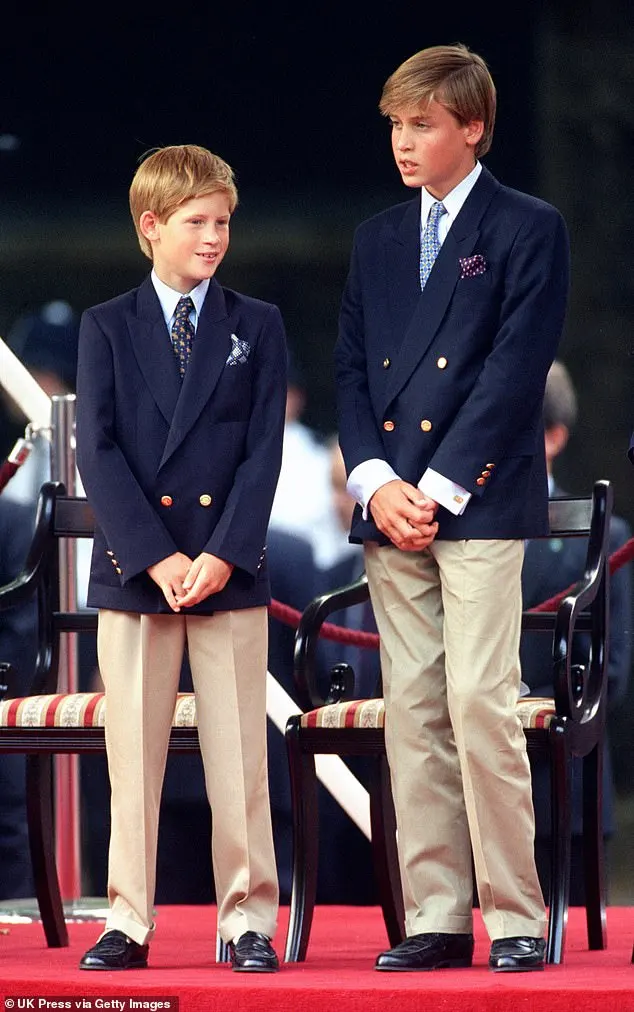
top-left (420, 160), bottom-right (482, 228)
top-left (151, 270), bottom-right (210, 327)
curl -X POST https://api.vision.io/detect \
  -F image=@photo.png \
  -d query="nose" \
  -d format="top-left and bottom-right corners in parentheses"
top-left (396, 127), bottom-right (413, 152)
top-left (203, 225), bottom-right (221, 245)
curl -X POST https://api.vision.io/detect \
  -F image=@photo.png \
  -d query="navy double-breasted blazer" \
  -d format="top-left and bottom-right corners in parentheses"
top-left (335, 165), bottom-right (570, 543)
top-left (76, 275), bottom-right (287, 614)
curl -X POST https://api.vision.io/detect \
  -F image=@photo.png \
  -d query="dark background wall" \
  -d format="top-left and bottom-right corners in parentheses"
top-left (0, 4), bottom-right (536, 437)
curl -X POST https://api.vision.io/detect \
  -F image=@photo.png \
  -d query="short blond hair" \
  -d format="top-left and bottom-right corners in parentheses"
top-left (129, 144), bottom-right (238, 260)
top-left (379, 44), bottom-right (496, 158)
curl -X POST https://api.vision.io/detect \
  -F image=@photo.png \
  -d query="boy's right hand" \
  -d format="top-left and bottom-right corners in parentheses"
top-left (147, 552), bottom-right (194, 612)
top-left (369, 480), bottom-right (439, 552)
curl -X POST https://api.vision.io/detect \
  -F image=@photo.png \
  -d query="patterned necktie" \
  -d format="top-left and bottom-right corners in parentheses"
top-left (419, 200), bottom-right (447, 291)
top-left (171, 296), bottom-right (195, 377)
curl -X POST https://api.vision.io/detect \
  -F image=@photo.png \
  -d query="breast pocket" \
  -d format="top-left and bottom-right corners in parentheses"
top-left (211, 365), bottom-right (253, 422)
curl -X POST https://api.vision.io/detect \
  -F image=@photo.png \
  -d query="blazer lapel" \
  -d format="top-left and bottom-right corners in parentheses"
top-left (159, 279), bottom-right (231, 469)
top-left (126, 277), bottom-right (182, 426)
top-left (383, 165), bottom-right (500, 410)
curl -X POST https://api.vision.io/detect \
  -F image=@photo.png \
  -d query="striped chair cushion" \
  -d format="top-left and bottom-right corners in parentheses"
top-left (299, 696), bottom-right (556, 731)
top-left (0, 692), bottom-right (198, 728)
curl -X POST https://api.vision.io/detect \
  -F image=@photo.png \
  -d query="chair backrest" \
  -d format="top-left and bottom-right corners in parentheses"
top-left (23, 482), bottom-right (97, 695)
top-left (525, 480), bottom-right (612, 724)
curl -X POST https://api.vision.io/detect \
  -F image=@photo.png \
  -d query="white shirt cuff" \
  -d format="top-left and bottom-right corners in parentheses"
top-left (419, 468), bottom-right (471, 516)
top-left (347, 459), bottom-right (400, 520)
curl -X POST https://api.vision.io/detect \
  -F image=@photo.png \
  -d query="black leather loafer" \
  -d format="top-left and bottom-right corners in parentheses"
top-left (489, 936), bottom-right (546, 972)
top-left (79, 929), bottom-right (149, 970)
top-left (375, 932), bottom-right (474, 971)
top-left (230, 931), bottom-right (279, 972)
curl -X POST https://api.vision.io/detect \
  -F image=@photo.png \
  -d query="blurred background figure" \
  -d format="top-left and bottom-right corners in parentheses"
top-left (269, 352), bottom-right (352, 569)
top-left (521, 359), bottom-right (632, 904)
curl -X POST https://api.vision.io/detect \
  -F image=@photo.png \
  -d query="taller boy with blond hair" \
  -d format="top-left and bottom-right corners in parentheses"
top-left (336, 44), bottom-right (569, 972)
top-left (76, 144), bottom-right (286, 972)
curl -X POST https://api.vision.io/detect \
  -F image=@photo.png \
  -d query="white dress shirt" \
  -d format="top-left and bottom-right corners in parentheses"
top-left (347, 162), bottom-right (483, 519)
top-left (151, 271), bottom-right (209, 332)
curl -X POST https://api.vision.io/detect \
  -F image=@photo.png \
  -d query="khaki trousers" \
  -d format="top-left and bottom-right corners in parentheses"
top-left (364, 539), bottom-right (546, 941)
top-left (97, 607), bottom-right (279, 945)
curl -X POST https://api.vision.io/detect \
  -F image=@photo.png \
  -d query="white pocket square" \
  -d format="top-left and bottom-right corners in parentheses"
top-left (226, 334), bottom-right (251, 366)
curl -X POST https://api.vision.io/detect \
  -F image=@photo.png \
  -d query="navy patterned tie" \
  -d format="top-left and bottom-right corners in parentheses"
top-left (171, 296), bottom-right (195, 377)
top-left (419, 201), bottom-right (447, 291)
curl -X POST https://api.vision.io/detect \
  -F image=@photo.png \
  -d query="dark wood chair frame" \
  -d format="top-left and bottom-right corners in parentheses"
top-left (0, 481), bottom-right (232, 959)
top-left (284, 480), bottom-right (613, 965)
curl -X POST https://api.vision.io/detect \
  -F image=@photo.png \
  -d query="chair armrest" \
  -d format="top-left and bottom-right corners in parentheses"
top-left (0, 482), bottom-right (63, 611)
top-left (293, 574), bottom-right (371, 711)
top-left (552, 480), bottom-right (612, 722)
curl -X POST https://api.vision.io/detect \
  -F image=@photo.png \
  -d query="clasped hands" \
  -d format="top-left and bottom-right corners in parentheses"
top-left (147, 551), bottom-right (234, 612)
top-left (369, 479), bottom-right (439, 551)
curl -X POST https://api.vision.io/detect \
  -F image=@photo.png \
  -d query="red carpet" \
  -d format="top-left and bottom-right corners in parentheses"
top-left (1, 906), bottom-right (634, 1011)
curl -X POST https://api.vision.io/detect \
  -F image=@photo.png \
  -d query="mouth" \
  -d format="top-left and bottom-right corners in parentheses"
top-left (197, 252), bottom-right (219, 262)
top-left (399, 160), bottom-right (418, 172)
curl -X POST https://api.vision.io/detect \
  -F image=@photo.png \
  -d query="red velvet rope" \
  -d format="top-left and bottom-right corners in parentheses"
top-left (269, 536), bottom-right (634, 646)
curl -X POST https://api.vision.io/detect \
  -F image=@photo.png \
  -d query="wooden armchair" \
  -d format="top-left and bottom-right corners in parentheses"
top-left (284, 480), bottom-right (613, 965)
top-left (0, 482), bottom-right (223, 952)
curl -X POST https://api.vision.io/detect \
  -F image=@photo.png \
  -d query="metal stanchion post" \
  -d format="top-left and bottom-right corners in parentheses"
top-left (50, 394), bottom-right (82, 900)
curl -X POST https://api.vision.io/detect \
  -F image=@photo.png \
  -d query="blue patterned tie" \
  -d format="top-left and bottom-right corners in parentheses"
top-left (171, 296), bottom-right (195, 377)
top-left (419, 201), bottom-right (447, 291)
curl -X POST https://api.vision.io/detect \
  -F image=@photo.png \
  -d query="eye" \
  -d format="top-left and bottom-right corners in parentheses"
top-left (190, 217), bottom-right (204, 225)
top-left (389, 118), bottom-right (402, 129)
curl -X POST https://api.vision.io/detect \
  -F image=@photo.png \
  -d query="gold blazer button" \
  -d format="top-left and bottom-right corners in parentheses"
top-left (115, 567), bottom-right (122, 575)
top-left (383, 357), bottom-right (391, 369)
top-left (420, 419), bottom-right (432, 432)
top-left (482, 470), bottom-right (491, 478)
top-left (436, 356), bottom-right (448, 369)
top-left (476, 477), bottom-right (486, 486)
top-left (486, 463), bottom-right (495, 469)
top-left (383, 420), bottom-right (395, 432)
top-left (199, 494), bottom-right (213, 507)
top-left (160, 495), bottom-right (173, 508)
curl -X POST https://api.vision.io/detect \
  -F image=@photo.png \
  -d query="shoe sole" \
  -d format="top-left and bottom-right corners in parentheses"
top-left (375, 958), bottom-right (473, 971)
top-left (231, 965), bottom-right (279, 973)
top-left (79, 961), bottom-right (148, 971)
top-left (490, 963), bottom-right (545, 973)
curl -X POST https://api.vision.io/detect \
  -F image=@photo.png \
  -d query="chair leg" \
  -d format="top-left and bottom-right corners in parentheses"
top-left (26, 754), bottom-right (68, 947)
top-left (284, 719), bottom-right (319, 962)
top-left (216, 933), bottom-right (231, 963)
top-left (582, 743), bottom-right (607, 950)
top-left (369, 753), bottom-right (404, 948)
top-left (546, 725), bottom-right (571, 965)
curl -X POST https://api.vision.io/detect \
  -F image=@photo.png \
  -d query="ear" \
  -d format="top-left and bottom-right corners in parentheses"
top-left (464, 119), bottom-right (485, 149)
top-left (139, 210), bottom-right (161, 241)
top-left (544, 423), bottom-right (570, 465)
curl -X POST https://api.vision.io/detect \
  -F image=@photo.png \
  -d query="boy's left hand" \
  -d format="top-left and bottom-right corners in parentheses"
top-left (175, 553), bottom-right (234, 607)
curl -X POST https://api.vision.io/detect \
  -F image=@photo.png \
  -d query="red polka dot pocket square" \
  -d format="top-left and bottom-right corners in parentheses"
top-left (459, 253), bottom-right (488, 279)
